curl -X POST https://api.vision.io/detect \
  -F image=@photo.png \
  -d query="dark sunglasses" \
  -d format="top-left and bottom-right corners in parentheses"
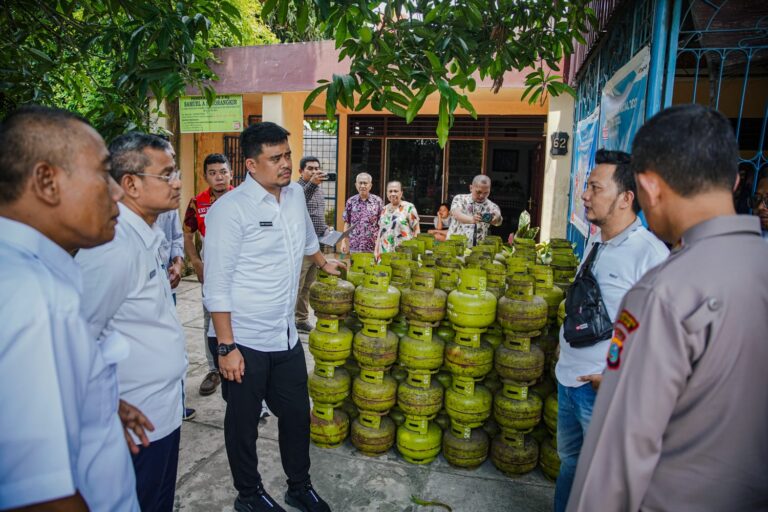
top-left (747, 194), bottom-right (768, 209)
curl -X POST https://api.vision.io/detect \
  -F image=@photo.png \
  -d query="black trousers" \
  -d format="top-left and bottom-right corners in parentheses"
top-left (209, 337), bottom-right (311, 497)
top-left (131, 427), bottom-right (181, 512)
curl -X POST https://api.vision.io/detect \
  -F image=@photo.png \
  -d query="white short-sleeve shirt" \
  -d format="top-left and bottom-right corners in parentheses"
top-left (203, 174), bottom-right (320, 351)
top-left (556, 217), bottom-right (669, 387)
top-left (0, 217), bottom-right (138, 511)
top-left (77, 203), bottom-right (187, 442)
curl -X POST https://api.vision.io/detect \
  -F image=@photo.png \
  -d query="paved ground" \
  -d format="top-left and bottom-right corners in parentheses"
top-left (173, 277), bottom-right (554, 512)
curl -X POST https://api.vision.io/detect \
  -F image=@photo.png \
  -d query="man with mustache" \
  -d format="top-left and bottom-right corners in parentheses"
top-left (77, 133), bottom-right (188, 512)
top-left (204, 122), bottom-right (344, 512)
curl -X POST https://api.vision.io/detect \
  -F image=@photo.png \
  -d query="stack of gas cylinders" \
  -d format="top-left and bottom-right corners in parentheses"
top-left (303, 232), bottom-right (579, 480)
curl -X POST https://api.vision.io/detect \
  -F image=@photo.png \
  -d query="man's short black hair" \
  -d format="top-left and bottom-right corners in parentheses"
top-left (203, 153), bottom-right (229, 172)
top-left (0, 105), bottom-right (91, 204)
top-left (595, 149), bottom-right (639, 213)
top-left (108, 132), bottom-right (172, 183)
top-left (240, 122), bottom-right (290, 160)
top-left (631, 104), bottom-right (738, 196)
top-left (300, 156), bottom-right (320, 170)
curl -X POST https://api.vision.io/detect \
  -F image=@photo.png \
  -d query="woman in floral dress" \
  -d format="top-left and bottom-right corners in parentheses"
top-left (374, 181), bottom-right (420, 259)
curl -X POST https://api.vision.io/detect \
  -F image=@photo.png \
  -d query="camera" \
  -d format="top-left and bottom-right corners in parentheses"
top-left (324, 172), bottom-right (337, 182)
top-left (481, 212), bottom-right (493, 223)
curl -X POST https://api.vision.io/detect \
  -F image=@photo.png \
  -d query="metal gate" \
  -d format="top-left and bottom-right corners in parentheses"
top-left (663, 0), bottom-right (768, 200)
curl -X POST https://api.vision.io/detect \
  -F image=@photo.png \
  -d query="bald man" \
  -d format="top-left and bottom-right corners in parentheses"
top-left (0, 106), bottom-right (141, 511)
top-left (447, 174), bottom-right (503, 246)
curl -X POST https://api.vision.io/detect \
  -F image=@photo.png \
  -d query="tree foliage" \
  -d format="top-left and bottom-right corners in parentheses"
top-left (0, 0), bottom-right (275, 140)
top-left (265, 0), bottom-right (596, 146)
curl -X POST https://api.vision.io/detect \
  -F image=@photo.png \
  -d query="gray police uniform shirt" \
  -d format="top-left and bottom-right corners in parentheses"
top-left (568, 216), bottom-right (768, 512)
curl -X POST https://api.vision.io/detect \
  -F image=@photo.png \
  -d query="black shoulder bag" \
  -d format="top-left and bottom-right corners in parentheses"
top-left (563, 242), bottom-right (614, 348)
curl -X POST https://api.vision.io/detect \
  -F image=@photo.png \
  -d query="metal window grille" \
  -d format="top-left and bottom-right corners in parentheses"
top-left (303, 116), bottom-right (339, 228)
top-left (665, 0), bottom-right (768, 204)
top-left (223, 116), bottom-right (262, 186)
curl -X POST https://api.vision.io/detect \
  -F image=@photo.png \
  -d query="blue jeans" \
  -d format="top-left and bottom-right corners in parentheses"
top-left (554, 381), bottom-right (597, 512)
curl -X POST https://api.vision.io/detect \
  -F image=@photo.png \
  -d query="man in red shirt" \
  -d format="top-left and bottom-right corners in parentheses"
top-left (183, 153), bottom-right (233, 396)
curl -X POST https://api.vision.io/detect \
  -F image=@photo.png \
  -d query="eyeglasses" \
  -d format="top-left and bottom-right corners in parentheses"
top-left (134, 170), bottom-right (182, 183)
top-left (747, 194), bottom-right (768, 209)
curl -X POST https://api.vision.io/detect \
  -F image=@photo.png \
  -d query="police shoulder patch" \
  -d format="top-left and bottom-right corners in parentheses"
top-left (617, 309), bottom-right (639, 332)
top-left (606, 331), bottom-right (624, 370)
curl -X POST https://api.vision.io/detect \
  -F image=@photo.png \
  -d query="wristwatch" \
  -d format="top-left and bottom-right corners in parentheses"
top-left (217, 343), bottom-right (238, 356)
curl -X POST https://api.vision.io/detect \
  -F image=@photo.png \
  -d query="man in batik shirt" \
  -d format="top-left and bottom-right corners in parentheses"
top-left (447, 174), bottom-right (503, 246)
top-left (341, 172), bottom-right (383, 253)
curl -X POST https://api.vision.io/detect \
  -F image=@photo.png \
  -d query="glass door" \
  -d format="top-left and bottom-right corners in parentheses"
top-left (386, 139), bottom-right (443, 218)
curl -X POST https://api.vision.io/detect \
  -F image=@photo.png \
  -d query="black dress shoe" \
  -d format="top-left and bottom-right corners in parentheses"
top-left (284, 483), bottom-right (330, 512)
top-left (234, 486), bottom-right (286, 512)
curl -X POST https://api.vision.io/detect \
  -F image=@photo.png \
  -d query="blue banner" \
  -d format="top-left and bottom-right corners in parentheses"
top-left (569, 107), bottom-right (601, 237)
top-left (599, 46), bottom-right (650, 151)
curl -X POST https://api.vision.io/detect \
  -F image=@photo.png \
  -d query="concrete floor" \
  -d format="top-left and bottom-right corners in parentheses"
top-left (173, 277), bottom-right (554, 512)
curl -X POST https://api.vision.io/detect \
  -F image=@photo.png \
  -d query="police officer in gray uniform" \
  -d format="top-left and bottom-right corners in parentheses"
top-left (568, 104), bottom-right (768, 511)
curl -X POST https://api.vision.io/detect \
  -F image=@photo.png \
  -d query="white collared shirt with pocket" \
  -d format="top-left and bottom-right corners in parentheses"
top-left (203, 173), bottom-right (320, 351)
top-left (0, 217), bottom-right (139, 511)
top-left (77, 203), bottom-right (188, 443)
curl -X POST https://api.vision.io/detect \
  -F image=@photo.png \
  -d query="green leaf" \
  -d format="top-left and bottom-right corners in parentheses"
top-left (297, 2), bottom-right (310, 34)
top-left (457, 94), bottom-right (477, 118)
top-left (436, 96), bottom-right (449, 148)
top-left (405, 87), bottom-right (429, 124)
top-left (303, 83), bottom-right (329, 111)
top-left (424, 50), bottom-right (441, 70)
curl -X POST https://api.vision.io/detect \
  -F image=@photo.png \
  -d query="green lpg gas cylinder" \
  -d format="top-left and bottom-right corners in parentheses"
top-left (398, 324), bottom-right (444, 372)
top-left (497, 277), bottom-right (548, 336)
top-left (494, 337), bottom-right (545, 385)
top-left (532, 265), bottom-right (564, 326)
top-left (493, 384), bottom-right (543, 433)
top-left (543, 392), bottom-right (558, 436)
top-left (442, 422), bottom-right (489, 469)
top-left (491, 432), bottom-right (539, 476)
top-left (309, 271), bottom-right (355, 317)
top-left (308, 319), bottom-right (353, 365)
top-left (444, 338), bottom-right (494, 379)
top-left (310, 404), bottom-right (349, 448)
top-left (352, 320), bottom-right (399, 369)
top-left (397, 420), bottom-right (442, 464)
top-left (308, 364), bottom-right (350, 405)
top-left (444, 378), bottom-right (493, 427)
top-left (352, 369), bottom-right (397, 413)
top-left (400, 270), bottom-right (447, 323)
top-left (354, 270), bottom-right (401, 320)
top-left (447, 269), bottom-right (497, 329)
top-left (397, 374), bottom-right (444, 418)
top-left (539, 436), bottom-right (561, 481)
top-left (351, 414), bottom-right (396, 456)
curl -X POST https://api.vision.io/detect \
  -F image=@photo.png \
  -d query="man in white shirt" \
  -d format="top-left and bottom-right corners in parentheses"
top-left (77, 133), bottom-right (188, 512)
top-left (0, 106), bottom-right (140, 511)
top-left (554, 149), bottom-right (669, 512)
top-left (204, 122), bottom-right (344, 512)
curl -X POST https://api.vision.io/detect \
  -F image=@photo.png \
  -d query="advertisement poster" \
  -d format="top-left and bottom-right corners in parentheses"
top-left (569, 106), bottom-right (600, 237)
top-left (599, 46), bottom-right (650, 151)
top-left (179, 95), bottom-right (243, 133)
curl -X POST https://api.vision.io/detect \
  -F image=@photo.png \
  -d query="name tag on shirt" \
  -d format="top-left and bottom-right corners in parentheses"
top-left (259, 221), bottom-right (273, 227)
top-left (149, 269), bottom-right (157, 279)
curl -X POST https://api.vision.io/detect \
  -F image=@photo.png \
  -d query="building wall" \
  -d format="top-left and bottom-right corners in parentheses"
top-left (541, 94), bottom-right (575, 240)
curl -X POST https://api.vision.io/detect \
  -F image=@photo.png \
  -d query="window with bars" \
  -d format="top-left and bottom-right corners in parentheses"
top-left (303, 116), bottom-right (339, 228)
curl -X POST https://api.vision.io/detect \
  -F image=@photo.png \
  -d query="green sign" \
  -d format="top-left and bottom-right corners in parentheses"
top-left (179, 95), bottom-right (243, 133)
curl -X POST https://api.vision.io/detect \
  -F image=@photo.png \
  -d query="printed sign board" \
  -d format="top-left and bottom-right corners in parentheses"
top-left (179, 95), bottom-right (243, 133)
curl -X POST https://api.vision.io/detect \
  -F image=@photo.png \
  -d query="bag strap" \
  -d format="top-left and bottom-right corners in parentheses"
top-left (578, 241), bottom-right (601, 276)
